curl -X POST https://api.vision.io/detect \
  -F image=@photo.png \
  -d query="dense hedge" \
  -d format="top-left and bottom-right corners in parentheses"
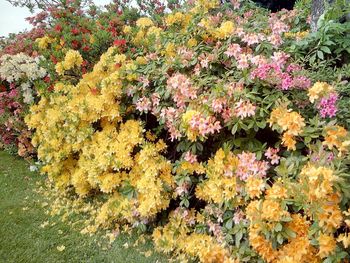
top-left (3, 0), bottom-right (350, 262)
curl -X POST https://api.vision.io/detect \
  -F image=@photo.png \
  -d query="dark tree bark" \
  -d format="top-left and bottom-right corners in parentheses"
top-left (311, 0), bottom-right (326, 32)
top-left (310, 0), bottom-right (350, 32)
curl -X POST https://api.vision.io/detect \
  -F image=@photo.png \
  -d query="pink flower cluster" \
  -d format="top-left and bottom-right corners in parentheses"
top-left (316, 92), bottom-right (338, 118)
top-left (160, 107), bottom-right (182, 141)
top-left (264, 147), bottom-right (280, 165)
top-left (236, 152), bottom-right (270, 181)
top-left (189, 113), bottom-right (222, 137)
top-left (251, 53), bottom-right (311, 90)
top-left (234, 99), bottom-right (256, 119)
top-left (167, 73), bottom-right (197, 108)
top-left (184, 151), bottom-right (198, 164)
top-left (224, 44), bottom-right (251, 69)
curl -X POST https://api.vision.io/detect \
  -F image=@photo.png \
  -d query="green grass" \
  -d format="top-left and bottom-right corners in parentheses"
top-left (0, 151), bottom-right (167, 263)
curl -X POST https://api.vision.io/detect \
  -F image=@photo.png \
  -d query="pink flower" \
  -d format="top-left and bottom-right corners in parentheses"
top-left (184, 151), bottom-right (198, 164)
top-left (8, 88), bottom-right (18, 98)
top-left (242, 33), bottom-right (263, 46)
top-left (317, 92), bottom-right (338, 118)
top-left (271, 52), bottom-right (290, 68)
top-left (234, 99), bottom-right (256, 119)
top-left (135, 97), bottom-right (152, 113)
top-left (236, 152), bottom-right (269, 180)
top-left (264, 147), bottom-right (280, 165)
top-left (167, 73), bottom-right (197, 108)
top-left (224, 44), bottom-right (241, 59)
top-left (237, 54), bottom-right (250, 69)
top-left (268, 34), bottom-right (283, 47)
top-left (211, 98), bottom-right (227, 113)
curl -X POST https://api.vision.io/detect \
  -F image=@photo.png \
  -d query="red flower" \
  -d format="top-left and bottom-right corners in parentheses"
top-left (71, 40), bottom-right (80, 49)
top-left (71, 28), bottom-right (80, 35)
top-left (54, 24), bottom-right (62, 32)
top-left (113, 39), bottom-right (126, 46)
top-left (44, 76), bottom-right (51, 83)
top-left (82, 46), bottom-right (90, 52)
top-left (50, 55), bottom-right (58, 64)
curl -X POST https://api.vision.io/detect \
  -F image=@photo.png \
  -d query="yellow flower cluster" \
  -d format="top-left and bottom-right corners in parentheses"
top-left (248, 209), bottom-right (319, 262)
top-left (55, 49), bottom-right (83, 75)
top-left (153, 209), bottom-right (238, 262)
top-left (323, 125), bottom-right (350, 156)
top-left (215, 21), bottom-right (235, 39)
top-left (308, 82), bottom-right (334, 103)
top-left (191, 0), bottom-right (220, 13)
top-left (269, 107), bottom-right (305, 150)
top-left (182, 110), bottom-right (200, 141)
top-left (36, 35), bottom-right (55, 49)
top-left (299, 164), bottom-right (343, 238)
top-left (26, 46), bottom-right (175, 228)
top-left (284, 31), bottom-right (309, 40)
top-left (136, 17), bottom-right (154, 28)
top-left (165, 12), bottom-right (192, 28)
top-left (196, 149), bottom-right (239, 203)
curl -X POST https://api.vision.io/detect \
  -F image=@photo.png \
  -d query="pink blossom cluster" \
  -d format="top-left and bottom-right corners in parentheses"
top-left (224, 44), bottom-right (252, 69)
top-left (135, 97), bottom-right (152, 113)
top-left (189, 113), bottom-right (222, 137)
top-left (178, 47), bottom-right (195, 67)
top-left (211, 98), bottom-right (227, 113)
top-left (264, 147), bottom-right (280, 165)
top-left (184, 151), bottom-right (198, 164)
top-left (160, 107), bottom-right (182, 141)
top-left (236, 152), bottom-right (270, 181)
top-left (234, 99), bottom-right (256, 119)
top-left (166, 73), bottom-right (197, 108)
top-left (251, 55), bottom-right (311, 90)
top-left (316, 92), bottom-right (338, 118)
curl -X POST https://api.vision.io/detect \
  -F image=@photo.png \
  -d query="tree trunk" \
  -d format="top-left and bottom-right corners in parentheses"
top-left (311, 0), bottom-right (326, 32)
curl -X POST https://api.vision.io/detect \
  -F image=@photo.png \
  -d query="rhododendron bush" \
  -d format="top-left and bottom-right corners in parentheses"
top-left (0, 53), bottom-right (47, 156)
top-left (7, 0), bottom-right (350, 262)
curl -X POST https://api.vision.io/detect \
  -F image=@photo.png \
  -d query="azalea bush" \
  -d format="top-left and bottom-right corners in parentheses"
top-left (0, 53), bottom-right (47, 157)
top-left (17, 0), bottom-right (350, 262)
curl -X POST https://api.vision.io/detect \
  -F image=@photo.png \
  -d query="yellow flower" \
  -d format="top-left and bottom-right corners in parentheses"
top-left (56, 245), bottom-right (65, 252)
top-left (337, 233), bottom-right (350, 248)
top-left (308, 82), bottom-right (333, 103)
top-left (36, 36), bottom-right (54, 49)
top-left (266, 182), bottom-right (288, 200)
top-left (215, 21), bottom-right (235, 39)
top-left (187, 38), bottom-right (198, 48)
top-left (323, 125), bottom-right (348, 155)
top-left (123, 25), bottom-right (132, 34)
top-left (261, 199), bottom-right (287, 221)
top-left (62, 50), bottom-right (83, 70)
top-left (246, 177), bottom-right (264, 198)
top-left (282, 133), bottom-right (297, 151)
top-left (55, 62), bottom-right (65, 75)
top-left (317, 233), bottom-right (336, 258)
top-left (136, 17), bottom-right (154, 28)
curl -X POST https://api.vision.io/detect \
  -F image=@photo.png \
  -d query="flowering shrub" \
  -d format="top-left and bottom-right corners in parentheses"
top-left (0, 53), bottom-right (46, 157)
top-left (23, 0), bottom-right (350, 262)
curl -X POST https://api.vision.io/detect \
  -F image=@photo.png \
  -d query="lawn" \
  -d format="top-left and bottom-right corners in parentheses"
top-left (0, 151), bottom-right (167, 263)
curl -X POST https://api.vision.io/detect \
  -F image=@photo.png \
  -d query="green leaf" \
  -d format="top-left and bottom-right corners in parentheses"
top-left (235, 230), bottom-right (243, 246)
top-left (317, 50), bottom-right (324, 60)
top-left (274, 223), bottom-right (282, 232)
top-left (277, 233), bottom-right (284, 244)
top-left (225, 219), bottom-right (233, 229)
top-left (231, 123), bottom-right (238, 135)
top-left (320, 46), bottom-right (331, 54)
